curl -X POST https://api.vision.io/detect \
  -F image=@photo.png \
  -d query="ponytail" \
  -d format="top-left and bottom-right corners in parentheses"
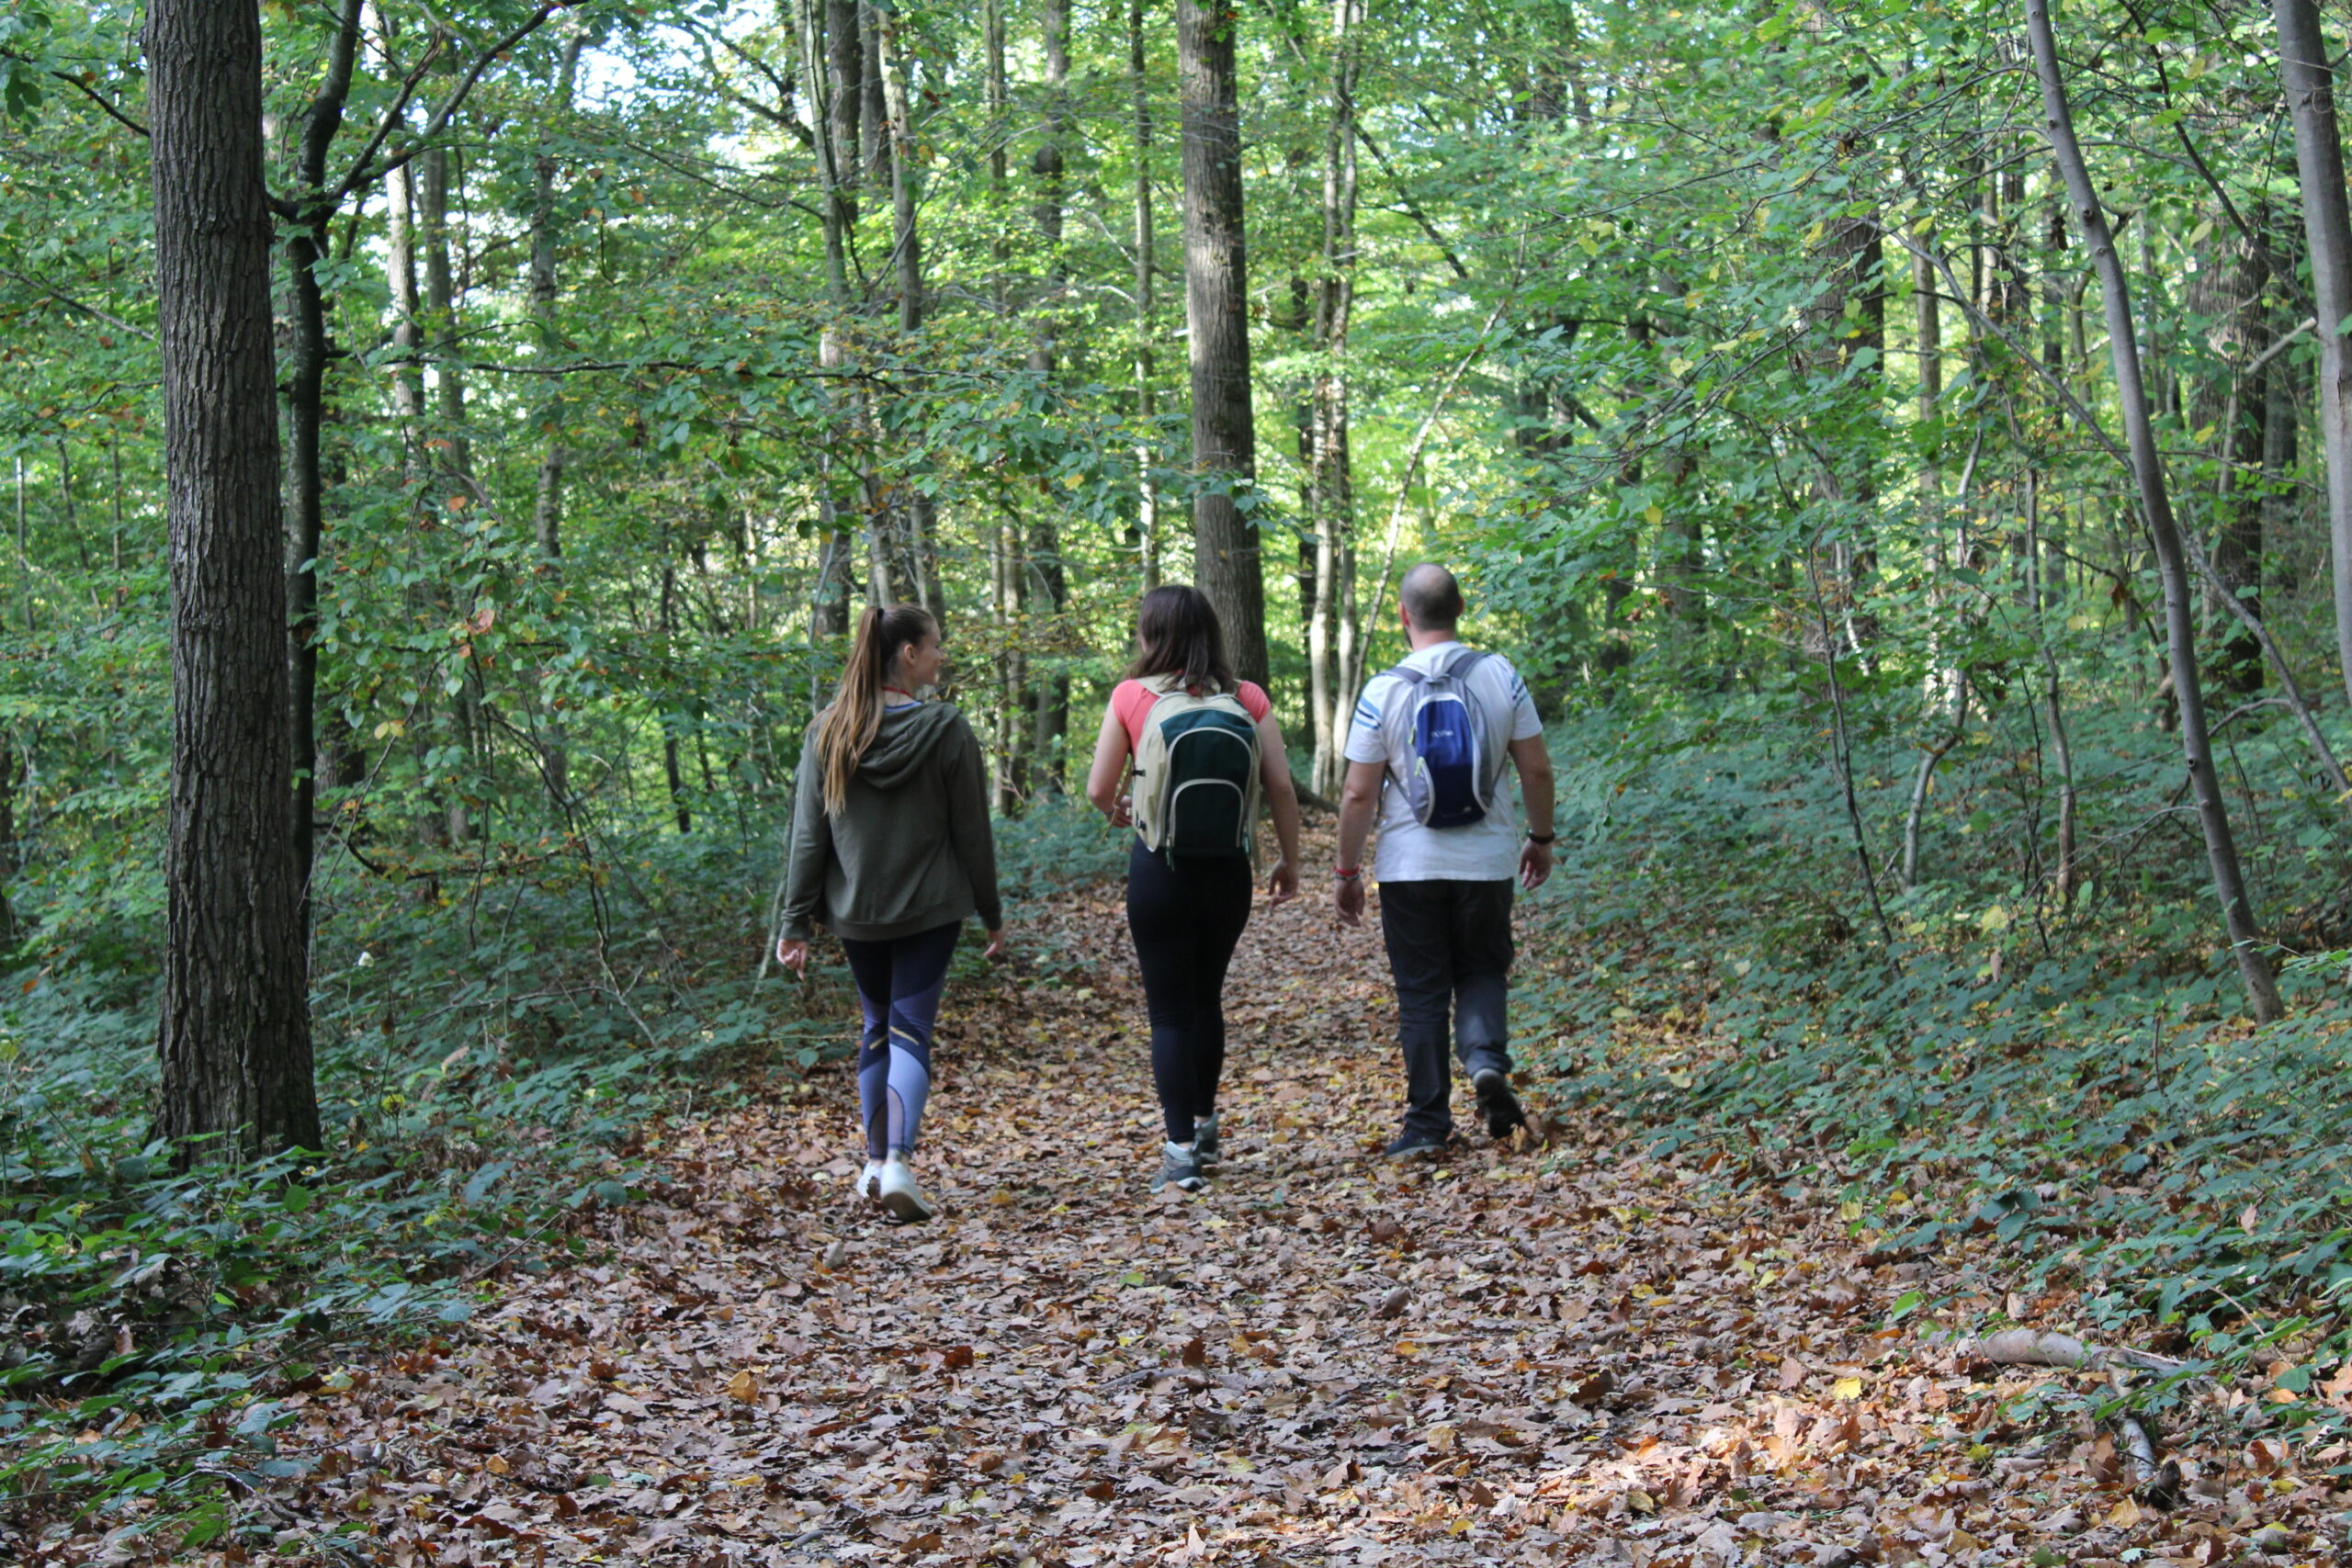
top-left (818, 602), bottom-right (937, 815)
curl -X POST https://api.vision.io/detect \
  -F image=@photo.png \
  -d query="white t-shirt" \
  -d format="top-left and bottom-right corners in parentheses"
top-left (1344, 641), bottom-right (1544, 882)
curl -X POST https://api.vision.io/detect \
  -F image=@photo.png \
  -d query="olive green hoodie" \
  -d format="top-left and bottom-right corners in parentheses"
top-left (780, 702), bottom-right (1002, 943)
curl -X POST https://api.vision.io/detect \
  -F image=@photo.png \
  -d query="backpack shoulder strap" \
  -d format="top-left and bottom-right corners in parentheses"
top-left (1437, 647), bottom-right (1490, 680)
top-left (1382, 662), bottom-right (1426, 689)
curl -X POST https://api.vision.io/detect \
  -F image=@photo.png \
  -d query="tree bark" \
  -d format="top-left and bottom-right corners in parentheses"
top-left (799, 0), bottom-right (858, 637)
top-left (876, 1), bottom-right (944, 622)
top-left (1131, 0), bottom-right (1161, 592)
top-left (419, 141), bottom-right (479, 846)
top-left (150, 0), bottom-right (320, 1157)
top-left (2025, 0), bottom-right (2281, 1021)
top-left (284, 0), bottom-right (365, 923)
top-left (860, 0), bottom-right (888, 187)
top-left (1307, 0), bottom-right (1360, 795)
top-left (2187, 208), bottom-right (2269, 694)
top-left (1028, 0), bottom-right (1071, 790)
top-left (661, 560), bottom-right (692, 833)
top-left (2271, 0), bottom-right (2352, 706)
top-left (1177, 0), bottom-right (1268, 685)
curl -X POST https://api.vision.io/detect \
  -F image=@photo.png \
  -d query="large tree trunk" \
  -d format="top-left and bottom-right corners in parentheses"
top-left (2026, 0), bottom-right (2281, 1021)
top-left (2272, 0), bottom-right (2352, 706)
top-left (150, 0), bottom-right (320, 1157)
top-left (1176, 0), bottom-right (1268, 685)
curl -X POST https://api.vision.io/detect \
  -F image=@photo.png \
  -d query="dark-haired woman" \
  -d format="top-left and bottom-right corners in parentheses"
top-left (779, 604), bottom-right (1004, 1224)
top-left (1085, 585), bottom-right (1303, 1193)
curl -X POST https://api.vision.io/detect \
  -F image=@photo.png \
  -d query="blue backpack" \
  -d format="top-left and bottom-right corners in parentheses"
top-left (1384, 648), bottom-right (1503, 829)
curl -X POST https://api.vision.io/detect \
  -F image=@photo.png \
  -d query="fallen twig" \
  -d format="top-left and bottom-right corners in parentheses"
top-left (1961, 1326), bottom-right (2193, 1377)
top-left (1951, 1329), bottom-right (2192, 1506)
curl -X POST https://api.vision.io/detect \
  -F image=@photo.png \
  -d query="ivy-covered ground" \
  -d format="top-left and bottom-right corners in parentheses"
top-left (24, 817), bottom-right (2350, 1567)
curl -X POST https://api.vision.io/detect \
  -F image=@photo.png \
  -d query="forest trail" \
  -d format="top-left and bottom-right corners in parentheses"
top-left (265, 852), bottom-right (2323, 1567)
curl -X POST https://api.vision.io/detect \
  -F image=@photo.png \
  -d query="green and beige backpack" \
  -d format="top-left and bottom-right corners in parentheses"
top-left (1129, 677), bottom-right (1261, 859)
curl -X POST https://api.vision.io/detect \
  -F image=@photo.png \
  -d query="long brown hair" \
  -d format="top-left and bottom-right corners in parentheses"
top-left (1124, 584), bottom-right (1234, 694)
top-left (818, 603), bottom-right (937, 815)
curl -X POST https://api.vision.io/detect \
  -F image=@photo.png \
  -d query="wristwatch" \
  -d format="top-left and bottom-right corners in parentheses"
top-left (1526, 831), bottom-right (1556, 845)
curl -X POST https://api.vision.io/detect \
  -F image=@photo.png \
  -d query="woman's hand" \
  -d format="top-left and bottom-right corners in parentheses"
top-left (1265, 857), bottom-right (1297, 907)
top-left (1106, 794), bottom-right (1133, 828)
top-left (775, 935), bottom-right (810, 976)
top-left (983, 927), bottom-right (1007, 961)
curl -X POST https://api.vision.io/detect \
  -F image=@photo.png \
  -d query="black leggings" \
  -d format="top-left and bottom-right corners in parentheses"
top-left (1125, 839), bottom-right (1254, 1143)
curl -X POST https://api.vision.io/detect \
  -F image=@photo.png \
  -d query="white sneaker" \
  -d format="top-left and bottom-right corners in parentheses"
top-left (860, 1160), bottom-right (883, 1202)
top-left (876, 1155), bottom-right (933, 1223)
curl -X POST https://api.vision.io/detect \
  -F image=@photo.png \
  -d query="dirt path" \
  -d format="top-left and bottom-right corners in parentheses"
top-left (258, 866), bottom-right (2335, 1566)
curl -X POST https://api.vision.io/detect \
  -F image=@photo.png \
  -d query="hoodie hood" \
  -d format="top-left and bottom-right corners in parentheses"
top-left (854, 702), bottom-right (965, 791)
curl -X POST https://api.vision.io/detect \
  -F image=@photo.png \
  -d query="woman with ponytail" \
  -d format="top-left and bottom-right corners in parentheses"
top-left (779, 604), bottom-right (1003, 1223)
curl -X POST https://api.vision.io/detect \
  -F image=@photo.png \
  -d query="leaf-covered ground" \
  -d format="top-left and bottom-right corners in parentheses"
top-left (141, 861), bottom-right (2350, 1566)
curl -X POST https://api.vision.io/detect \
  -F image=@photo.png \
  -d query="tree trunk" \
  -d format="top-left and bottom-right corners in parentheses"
top-left (1917, 240), bottom-right (1959, 715)
top-left (0, 743), bottom-right (21, 953)
top-left (420, 146), bottom-right (470, 477)
top-left (661, 560), bottom-right (692, 833)
top-left (284, 0), bottom-right (364, 924)
top-left (419, 141), bottom-right (478, 846)
top-left (876, 1), bottom-right (944, 622)
top-left (530, 29), bottom-right (588, 807)
top-left (1177, 0), bottom-right (1268, 685)
top-left (2272, 0), bottom-right (2352, 705)
top-left (2025, 0), bottom-right (2281, 1021)
top-left (149, 0), bottom-right (320, 1157)
top-left (2188, 209), bottom-right (2270, 694)
top-left (1131, 0), bottom-right (1160, 592)
top-left (860, 0), bottom-right (888, 187)
top-left (1308, 0), bottom-right (1360, 795)
top-left (1028, 0), bottom-right (1071, 791)
top-left (801, 0), bottom-right (857, 637)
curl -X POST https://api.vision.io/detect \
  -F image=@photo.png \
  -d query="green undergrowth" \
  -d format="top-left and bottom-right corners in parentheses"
top-left (1522, 688), bottom-right (2352, 1450)
top-left (0, 818), bottom-right (844, 1535)
top-left (0, 794), bottom-right (1114, 1539)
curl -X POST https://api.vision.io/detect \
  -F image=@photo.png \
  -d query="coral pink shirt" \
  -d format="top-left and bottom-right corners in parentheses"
top-left (1110, 678), bottom-right (1271, 752)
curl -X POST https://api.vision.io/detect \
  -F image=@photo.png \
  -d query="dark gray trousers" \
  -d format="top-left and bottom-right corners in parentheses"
top-left (1377, 878), bottom-right (1514, 1137)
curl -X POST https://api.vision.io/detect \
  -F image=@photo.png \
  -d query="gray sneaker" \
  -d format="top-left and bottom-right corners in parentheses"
top-left (1193, 1114), bottom-right (1221, 1168)
top-left (1152, 1141), bottom-right (1205, 1193)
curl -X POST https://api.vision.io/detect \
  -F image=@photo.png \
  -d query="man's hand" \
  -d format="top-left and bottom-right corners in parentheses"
top-left (775, 935), bottom-right (810, 976)
top-left (983, 927), bottom-right (1007, 961)
top-left (1265, 858), bottom-right (1297, 907)
top-left (1334, 875), bottom-right (1366, 928)
top-left (1519, 838), bottom-right (1555, 892)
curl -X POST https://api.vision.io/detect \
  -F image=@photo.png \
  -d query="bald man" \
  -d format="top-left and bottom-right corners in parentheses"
top-left (1333, 564), bottom-right (1555, 1156)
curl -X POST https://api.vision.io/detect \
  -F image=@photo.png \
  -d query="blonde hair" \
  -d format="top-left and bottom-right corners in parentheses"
top-left (818, 603), bottom-right (937, 815)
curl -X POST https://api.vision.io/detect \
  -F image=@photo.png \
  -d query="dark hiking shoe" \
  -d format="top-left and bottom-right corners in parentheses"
top-left (1193, 1114), bottom-right (1221, 1169)
top-left (1153, 1141), bottom-right (1205, 1193)
top-left (1474, 1069), bottom-right (1527, 1140)
top-left (1384, 1128), bottom-right (1457, 1160)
